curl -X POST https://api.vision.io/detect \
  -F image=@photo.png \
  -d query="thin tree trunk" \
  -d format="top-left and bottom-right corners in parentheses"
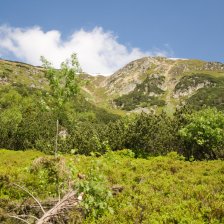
top-left (55, 119), bottom-right (59, 157)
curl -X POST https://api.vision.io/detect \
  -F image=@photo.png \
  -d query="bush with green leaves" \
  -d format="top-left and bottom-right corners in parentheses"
top-left (75, 160), bottom-right (113, 219)
top-left (179, 107), bottom-right (224, 159)
top-left (1, 149), bottom-right (223, 223)
top-left (123, 112), bottom-right (178, 156)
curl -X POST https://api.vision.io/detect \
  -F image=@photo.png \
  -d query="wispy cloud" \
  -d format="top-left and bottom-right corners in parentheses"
top-left (0, 25), bottom-right (171, 75)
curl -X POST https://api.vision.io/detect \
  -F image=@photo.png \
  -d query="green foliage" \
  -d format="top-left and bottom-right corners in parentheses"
top-left (75, 160), bottom-right (113, 219)
top-left (114, 75), bottom-right (165, 110)
top-left (102, 112), bottom-right (179, 157)
top-left (30, 156), bottom-right (71, 196)
top-left (125, 112), bottom-right (178, 156)
top-left (0, 149), bottom-right (223, 223)
top-left (103, 118), bottom-right (130, 151)
top-left (41, 53), bottom-right (81, 110)
top-left (179, 107), bottom-right (224, 159)
top-left (0, 107), bottom-right (22, 133)
top-left (0, 85), bottom-right (120, 153)
top-left (41, 53), bottom-right (83, 155)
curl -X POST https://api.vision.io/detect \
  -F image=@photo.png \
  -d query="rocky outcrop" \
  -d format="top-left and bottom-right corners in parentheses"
top-left (103, 57), bottom-right (224, 112)
top-left (202, 62), bottom-right (224, 71)
top-left (0, 76), bottom-right (9, 85)
top-left (173, 81), bottom-right (213, 98)
top-left (100, 57), bottom-right (162, 95)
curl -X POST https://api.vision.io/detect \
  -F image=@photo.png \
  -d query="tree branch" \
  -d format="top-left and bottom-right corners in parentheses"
top-left (8, 215), bottom-right (31, 224)
top-left (37, 191), bottom-right (83, 224)
top-left (12, 183), bottom-right (46, 214)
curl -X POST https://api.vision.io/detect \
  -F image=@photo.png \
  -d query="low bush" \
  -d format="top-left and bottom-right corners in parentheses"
top-left (0, 149), bottom-right (223, 223)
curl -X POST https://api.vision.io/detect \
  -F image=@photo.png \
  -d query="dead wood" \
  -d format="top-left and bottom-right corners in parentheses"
top-left (36, 191), bottom-right (83, 224)
top-left (9, 183), bottom-right (83, 224)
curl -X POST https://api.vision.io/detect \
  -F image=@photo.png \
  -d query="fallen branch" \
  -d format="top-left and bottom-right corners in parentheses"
top-left (36, 191), bottom-right (83, 224)
top-left (12, 183), bottom-right (46, 214)
top-left (8, 215), bottom-right (31, 224)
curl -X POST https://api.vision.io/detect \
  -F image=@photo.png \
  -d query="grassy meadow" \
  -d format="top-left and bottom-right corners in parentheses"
top-left (0, 149), bottom-right (223, 223)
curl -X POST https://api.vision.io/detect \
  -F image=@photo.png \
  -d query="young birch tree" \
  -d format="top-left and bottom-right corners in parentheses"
top-left (41, 53), bottom-right (81, 156)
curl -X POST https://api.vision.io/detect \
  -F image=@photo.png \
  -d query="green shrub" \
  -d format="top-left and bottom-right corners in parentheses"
top-left (179, 107), bottom-right (224, 159)
top-left (0, 149), bottom-right (223, 223)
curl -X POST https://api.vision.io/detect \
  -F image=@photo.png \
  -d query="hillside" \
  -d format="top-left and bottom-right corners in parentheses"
top-left (1, 58), bottom-right (224, 223)
top-left (0, 59), bottom-right (119, 123)
top-left (1, 57), bottom-right (224, 115)
top-left (84, 57), bottom-right (224, 114)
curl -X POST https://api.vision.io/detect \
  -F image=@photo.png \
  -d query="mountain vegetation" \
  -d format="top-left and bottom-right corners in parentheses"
top-left (0, 56), bottom-right (224, 223)
top-left (0, 149), bottom-right (224, 223)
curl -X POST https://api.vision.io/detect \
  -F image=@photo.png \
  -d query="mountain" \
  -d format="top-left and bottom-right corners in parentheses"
top-left (0, 59), bottom-right (119, 123)
top-left (84, 57), bottom-right (224, 114)
top-left (1, 57), bottom-right (224, 115)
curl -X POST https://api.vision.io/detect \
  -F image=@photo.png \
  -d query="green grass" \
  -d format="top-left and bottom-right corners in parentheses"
top-left (0, 149), bottom-right (44, 185)
top-left (183, 70), bottom-right (224, 79)
top-left (0, 149), bottom-right (223, 223)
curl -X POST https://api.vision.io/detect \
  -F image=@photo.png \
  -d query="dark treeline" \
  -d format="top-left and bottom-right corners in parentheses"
top-left (0, 85), bottom-right (224, 160)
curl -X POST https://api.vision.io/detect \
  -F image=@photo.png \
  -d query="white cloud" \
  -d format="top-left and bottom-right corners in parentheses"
top-left (0, 25), bottom-right (169, 75)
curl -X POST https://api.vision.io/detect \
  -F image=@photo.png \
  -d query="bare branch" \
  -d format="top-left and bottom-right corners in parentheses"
top-left (17, 214), bottom-right (39, 221)
top-left (8, 215), bottom-right (31, 224)
top-left (10, 184), bottom-right (83, 224)
top-left (12, 183), bottom-right (46, 214)
top-left (37, 191), bottom-right (83, 224)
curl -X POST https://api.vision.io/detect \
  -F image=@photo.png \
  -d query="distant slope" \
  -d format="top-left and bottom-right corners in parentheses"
top-left (1, 57), bottom-right (224, 114)
top-left (0, 59), bottom-right (120, 123)
top-left (84, 57), bottom-right (224, 113)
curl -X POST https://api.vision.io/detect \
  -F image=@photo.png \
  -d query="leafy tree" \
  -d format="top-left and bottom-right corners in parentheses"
top-left (179, 107), bottom-right (224, 159)
top-left (41, 53), bottom-right (81, 156)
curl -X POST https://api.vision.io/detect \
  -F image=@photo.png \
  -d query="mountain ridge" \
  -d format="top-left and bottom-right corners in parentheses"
top-left (84, 56), bottom-right (224, 113)
top-left (1, 56), bottom-right (224, 114)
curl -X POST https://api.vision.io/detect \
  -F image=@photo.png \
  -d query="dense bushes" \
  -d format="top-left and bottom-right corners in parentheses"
top-left (125, 112), bottom-right (178, 156)
top-left (179, 107), bottom-right (224, 160)
top-left (0, 150), bottom-right (223, 223)
top-left (0, 86), bottom-right (119, 154)
top-left (0, 85), bottom-right (224, 160)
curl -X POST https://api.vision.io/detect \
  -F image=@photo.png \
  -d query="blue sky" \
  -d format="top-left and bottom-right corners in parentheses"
top-left (0, 0), bottom-right (223, 74)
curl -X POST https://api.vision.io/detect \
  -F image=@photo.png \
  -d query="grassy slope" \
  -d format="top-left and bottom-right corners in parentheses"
top-left (0, 60), bottom-right (121, 124)
top-left (1, 58), bottom-right (224, 115)
top-left (0, 149), bottom-right (223, 223)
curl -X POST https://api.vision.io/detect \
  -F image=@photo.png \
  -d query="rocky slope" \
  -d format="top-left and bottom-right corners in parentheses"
top-left (1, 57), bottom-right (224, 114)
top-left (85, 56), bottom-right (224, 113)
